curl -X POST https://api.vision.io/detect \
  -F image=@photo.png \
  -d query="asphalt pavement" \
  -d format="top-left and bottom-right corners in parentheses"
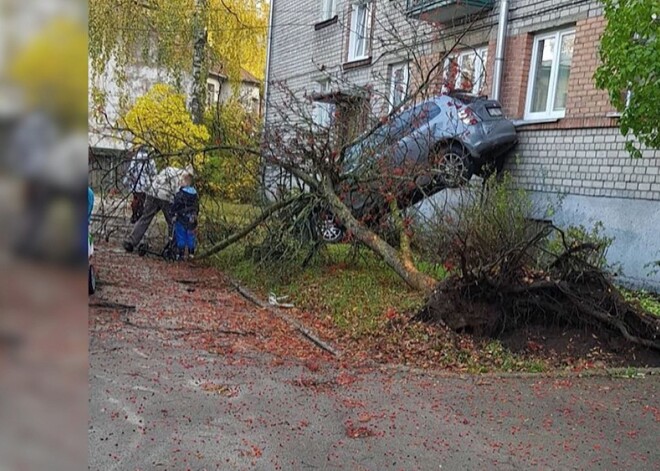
top-left (89, 245), bottom-right (660, 471)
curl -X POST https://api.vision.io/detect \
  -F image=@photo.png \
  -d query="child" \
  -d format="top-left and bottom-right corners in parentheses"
top-left (170, 172), bottom-right (199, 260)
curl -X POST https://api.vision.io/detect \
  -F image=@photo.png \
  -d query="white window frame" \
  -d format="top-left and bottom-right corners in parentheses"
top-left (389, 62), bottom-right (410, 111)
top-left (312, 80), bottom-right (335, 130)
top-left (320, 0), bottom-right (336, 21)
top-left (348, 2), bottom-right (373, 62)
top-left (524, 28), bottom-right (575, 120)
top-left (443, 47), bottom-right (488, 95)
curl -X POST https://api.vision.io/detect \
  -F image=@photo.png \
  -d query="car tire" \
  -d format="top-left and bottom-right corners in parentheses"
top-left (88, 265), bottom-right (96, 295)
top-left (431, 142), bottom-right (472, 188)
top-left (313, 210), bottom-right (345, 244)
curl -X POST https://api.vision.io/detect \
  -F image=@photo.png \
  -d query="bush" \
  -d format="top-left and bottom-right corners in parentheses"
top-left (121, 83), bottom-right (210, 162)
top-left (244, 194), bottom-right (321, 281)
top-left (545, 222), bottom-right (614, 271)
top-left (418, 174), bottom-right (541, 284)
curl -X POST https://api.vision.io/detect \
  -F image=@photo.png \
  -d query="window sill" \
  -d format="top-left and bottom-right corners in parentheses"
top-left (605, 111), bottom-right (622, 118)
top-left (343, 57), bottom-right (372, 70)
top-left (314, 16), bottom-right (338, 31)
top-left (513, 117), bottom-right (560, 128)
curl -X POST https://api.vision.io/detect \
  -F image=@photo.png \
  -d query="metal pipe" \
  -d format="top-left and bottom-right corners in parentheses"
top-left (491, 0), bottom-right (509, 102)
top-left (263, 0), bottom-right (276, 124)
top-left (261, 0), bottom-right (277, 201)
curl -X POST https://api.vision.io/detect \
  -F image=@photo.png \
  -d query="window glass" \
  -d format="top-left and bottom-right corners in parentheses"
top-left (443, 47), bottom-right (488, 95)
top-left (553, 32), bottom-right (575, 111)
top-left (349, 2), bottom-right (372, 61)
top-left (526, 28), bottom-right (575, 119)
top-left (530, 36), bottom-right (555, 113)
top-left (389, 62), bottom-right (409, 110)
top-left (321, 0), bottom-right (335, 21)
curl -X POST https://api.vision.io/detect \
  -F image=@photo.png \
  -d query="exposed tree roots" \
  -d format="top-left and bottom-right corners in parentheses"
top-left (417, 268), bottom-right (660, 351)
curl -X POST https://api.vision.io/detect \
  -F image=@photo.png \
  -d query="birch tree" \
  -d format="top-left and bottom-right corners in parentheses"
top-left (89, 0), bottom-right (269, 120)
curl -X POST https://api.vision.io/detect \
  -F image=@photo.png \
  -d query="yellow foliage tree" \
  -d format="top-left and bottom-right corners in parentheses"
top-left (122, 83), bottom-right (210, 166)
top-left (9, 18), bottom-right (88, 129)
top-left (202, 99), bottom-right (261, 202)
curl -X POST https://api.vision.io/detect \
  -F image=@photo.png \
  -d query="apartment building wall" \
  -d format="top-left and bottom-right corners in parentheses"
top-left (266, 0), bottom-right (660, 287)
top-left (497, 0), bottom-right (659, 286)
top-left (267, 1), bottom-right (431, 117)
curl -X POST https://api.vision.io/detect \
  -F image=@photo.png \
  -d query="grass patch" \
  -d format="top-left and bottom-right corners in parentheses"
top-left (212, 243), bottom-right (425, 337)
top-left (620, 287), bottom-right (660, 317)
top-left (441, 340), bottom-right (549, 374)
top-left (200, 200), bottom-right (258, 225)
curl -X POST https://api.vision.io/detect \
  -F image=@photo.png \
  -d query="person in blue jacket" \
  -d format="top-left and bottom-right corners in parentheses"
top-left (88, 186), bottom-right (94, 223)
top-left (85, 186), bottom-right (95, 259)
top-left (169, 173), bottom-right (199, 260)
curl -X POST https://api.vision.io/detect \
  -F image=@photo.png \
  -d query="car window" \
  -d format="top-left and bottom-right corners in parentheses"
top-left (392, 102), bottom-right (440, 135)
top-left (357, 101), bottom-right (441, 148)
top-left (343, 101), bottom-right (441, 173)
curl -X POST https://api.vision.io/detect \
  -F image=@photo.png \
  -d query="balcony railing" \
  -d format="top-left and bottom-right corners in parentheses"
top-left (406, 0), bottom-right (495, 23)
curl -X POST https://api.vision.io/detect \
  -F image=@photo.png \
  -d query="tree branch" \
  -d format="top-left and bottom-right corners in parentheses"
top-left (197, 196), bottom-right (298, 259)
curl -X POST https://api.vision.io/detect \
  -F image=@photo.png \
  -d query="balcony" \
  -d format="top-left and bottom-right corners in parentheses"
top-left (406, 0), bottom-right (494, 24)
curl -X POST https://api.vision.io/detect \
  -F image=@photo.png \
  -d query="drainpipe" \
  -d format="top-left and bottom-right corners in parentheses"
top-left (491, 0), bottom-right (509, 102)
top-left (263, 0), bottom-right (276, 124)
top-left (261, 0), bottom-right (276, 200)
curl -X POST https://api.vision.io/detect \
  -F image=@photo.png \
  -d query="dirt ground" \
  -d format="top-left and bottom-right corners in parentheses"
top-left (500, 324), bottom-right (660, 369)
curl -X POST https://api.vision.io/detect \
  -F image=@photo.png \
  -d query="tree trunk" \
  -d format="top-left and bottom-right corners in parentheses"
top-left (389, 199), bottom-right (416, 273)
top-left (190, 0), bottom-right (208, 125)
top-left (320, 180), bottom-right (437, 294)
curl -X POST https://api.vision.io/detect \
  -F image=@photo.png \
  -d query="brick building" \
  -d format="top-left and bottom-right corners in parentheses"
top-left (264, 0), bottom-right (660, 287)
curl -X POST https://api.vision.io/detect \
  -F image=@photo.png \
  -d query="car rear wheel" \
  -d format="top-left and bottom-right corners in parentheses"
top-left (430, 143), bottom-right (472, 188)
top-left (314, 211), bottom-right (344, 243)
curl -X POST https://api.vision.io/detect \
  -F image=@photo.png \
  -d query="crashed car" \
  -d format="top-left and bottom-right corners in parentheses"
top-left (315, 92), bottom-right (518, 243)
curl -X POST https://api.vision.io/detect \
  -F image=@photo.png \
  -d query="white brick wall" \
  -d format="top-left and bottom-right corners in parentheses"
top-left (509, 128), bottom-right (660, 201)
top-left (267, 0), bottom-right (434, 120)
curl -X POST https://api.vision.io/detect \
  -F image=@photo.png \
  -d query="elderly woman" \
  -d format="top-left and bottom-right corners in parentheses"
top-left (123, 147), bottom-right (157, 223)
top-left (123, 164), bottom-right (193, 253)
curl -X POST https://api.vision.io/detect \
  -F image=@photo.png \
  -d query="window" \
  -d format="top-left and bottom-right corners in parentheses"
top-left (525, 28), bottom-right (575, 119)
top-left (312, 81), bottom-right (335, 130)
top-left (348, 2), bottom-right (373, 62)
top-left (389, 62), bottom-right (410, 110)
top-left (206, 82), bottom-right (216, 107)
top-left (443, 47), bottom-right (488, 95)
top-left (320, 0), bottom-right (336, 21)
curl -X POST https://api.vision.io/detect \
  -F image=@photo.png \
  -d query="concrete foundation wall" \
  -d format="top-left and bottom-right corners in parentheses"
top-left (417, 185), bottom-right (660, 289)
top-left (532, 192), bottom-right (660, 289)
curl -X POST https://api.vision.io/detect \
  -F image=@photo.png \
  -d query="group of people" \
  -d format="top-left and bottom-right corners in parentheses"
top-left (122, 147), bottom-right (200, 260)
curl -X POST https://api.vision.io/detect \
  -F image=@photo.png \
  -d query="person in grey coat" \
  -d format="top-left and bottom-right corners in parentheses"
top-left (123, 164), bottom-right (193, 252)
top-left (123, 146), bottom-right (157, 223)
